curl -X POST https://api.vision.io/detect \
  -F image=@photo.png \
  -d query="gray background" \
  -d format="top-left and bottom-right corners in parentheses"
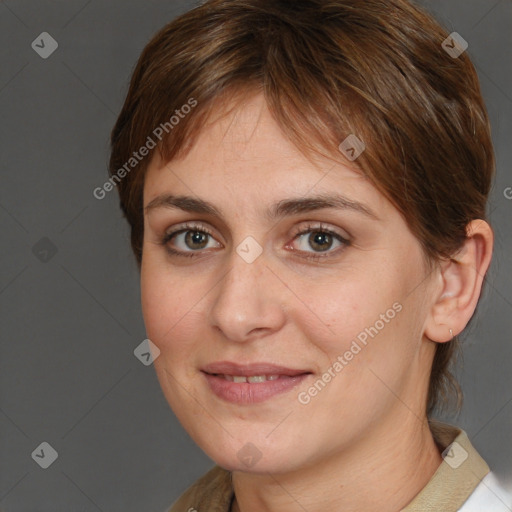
top-left (0, 0), bottom-right (511, 510)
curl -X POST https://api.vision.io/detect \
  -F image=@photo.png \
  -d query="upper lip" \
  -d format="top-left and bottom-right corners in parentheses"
top-left (201, 361), bottom-right (311, 377)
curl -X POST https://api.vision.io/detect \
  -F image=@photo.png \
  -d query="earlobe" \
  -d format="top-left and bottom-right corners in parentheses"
top-left (424, 219), bottom-right (493, 344)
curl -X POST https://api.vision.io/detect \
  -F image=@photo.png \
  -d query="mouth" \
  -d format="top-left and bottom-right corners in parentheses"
top-left (201, 362), bottom-right (313, 404)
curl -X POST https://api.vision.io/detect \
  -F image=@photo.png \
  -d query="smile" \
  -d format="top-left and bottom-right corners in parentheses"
top-left (201, 362), bottom-right (312, 404)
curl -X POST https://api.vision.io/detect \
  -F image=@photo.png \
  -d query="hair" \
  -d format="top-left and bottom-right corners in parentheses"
top-left (109, 0), bottom-right (495, 416)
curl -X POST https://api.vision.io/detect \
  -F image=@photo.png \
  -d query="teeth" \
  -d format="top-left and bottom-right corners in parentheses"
top-left (248, 375), bottom-right (266, 383)
top-left (221, 374), bottom-right (282, 383)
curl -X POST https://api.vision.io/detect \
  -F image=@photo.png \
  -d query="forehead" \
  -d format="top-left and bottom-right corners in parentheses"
top-left (143, 93), bottom-right (392, 221)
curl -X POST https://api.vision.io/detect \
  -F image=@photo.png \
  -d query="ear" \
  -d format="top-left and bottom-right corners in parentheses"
top-left (424, 219), bottom-right (494, 343)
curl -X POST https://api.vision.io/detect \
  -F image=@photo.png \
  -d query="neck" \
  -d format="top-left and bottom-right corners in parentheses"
top-left (231, 413), bottom-right (442, 512)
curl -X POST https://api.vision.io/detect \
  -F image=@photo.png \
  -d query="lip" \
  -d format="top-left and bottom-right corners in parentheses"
top-left (201, 361), bottom-right (312, 404)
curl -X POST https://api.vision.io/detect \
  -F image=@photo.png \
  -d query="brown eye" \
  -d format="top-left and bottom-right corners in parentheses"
top-left (290, 223), bottom-right (350, 260)
top-left (307, 231), bottom-right (335, 252)
top-left (183, 230), bottom-right (210, 250)
top-left (161, 223), bottom-right (221, 258)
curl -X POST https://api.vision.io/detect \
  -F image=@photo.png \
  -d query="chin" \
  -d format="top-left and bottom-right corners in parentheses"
top-left (193, 430), bottom-right (307, 474)
top-left (212, 452), bottom-right (295, 474)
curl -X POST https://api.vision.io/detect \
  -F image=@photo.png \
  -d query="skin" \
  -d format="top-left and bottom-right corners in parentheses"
top-left (140, 92), bottom-right (493, 512)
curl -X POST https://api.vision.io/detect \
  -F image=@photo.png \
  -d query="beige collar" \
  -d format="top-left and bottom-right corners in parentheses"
top-left (402, 420), bottom-right (489, 511)
top-left (169, 421), bottom-right (489, 512)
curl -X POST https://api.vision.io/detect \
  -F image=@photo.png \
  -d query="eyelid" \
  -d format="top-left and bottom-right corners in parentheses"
top-left (161, 221), bottom-right (221, 248)
top-left (290, 221), bottom-right (349, 241)
top-left (163, 221), bottom-right (216, 239)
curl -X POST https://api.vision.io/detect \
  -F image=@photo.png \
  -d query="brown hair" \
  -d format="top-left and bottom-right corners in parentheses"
top-left (109, 0), bottom-right (495, 415)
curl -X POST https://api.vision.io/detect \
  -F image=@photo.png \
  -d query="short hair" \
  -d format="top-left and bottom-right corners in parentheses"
top-left (109, 0), bottom-right (495, 415)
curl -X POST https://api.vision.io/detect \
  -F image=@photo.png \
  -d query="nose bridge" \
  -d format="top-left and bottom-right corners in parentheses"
top-left (208, 245), bottom-right (285, 342)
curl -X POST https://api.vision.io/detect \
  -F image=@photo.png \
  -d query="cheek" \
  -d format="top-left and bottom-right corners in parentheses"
top-left (140, 264), bottom-right (165, 341)
top-left (141, 261), bottom-right (189, 351)
top-left (293, 266), bottom-right (415, 409)
top-left (140, 260), bottom-right (214, 377)
top-left (294, 269), bottom-right (402, 355)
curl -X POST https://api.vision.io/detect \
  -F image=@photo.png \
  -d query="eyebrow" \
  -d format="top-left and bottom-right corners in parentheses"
top-left (144, 193), bottom-right (379, 221)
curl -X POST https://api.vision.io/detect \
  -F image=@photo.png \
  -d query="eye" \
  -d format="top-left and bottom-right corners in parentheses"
top-left (160, 222), bottom-right (221, 258)
top-left (288, 222), bottom-right (350, 260)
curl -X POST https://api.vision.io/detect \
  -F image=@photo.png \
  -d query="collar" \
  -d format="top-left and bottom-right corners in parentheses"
top-left (402, 420), bottom-right (489, 511)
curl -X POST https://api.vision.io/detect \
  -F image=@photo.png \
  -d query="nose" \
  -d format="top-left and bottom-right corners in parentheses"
top-left (207, 247), bottom-right (287, 343)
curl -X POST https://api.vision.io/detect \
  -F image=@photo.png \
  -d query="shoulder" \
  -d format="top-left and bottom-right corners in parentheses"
top-left (459, 472), bottom-right (512, 512)
top-left (167, 465), bottom-right (234, 512)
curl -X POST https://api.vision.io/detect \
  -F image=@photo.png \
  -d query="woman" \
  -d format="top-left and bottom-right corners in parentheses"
top-left (109, 0), bottom-right (510, 510)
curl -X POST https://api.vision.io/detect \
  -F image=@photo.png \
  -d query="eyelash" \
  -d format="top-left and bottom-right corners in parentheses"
top-left (159, 222), bottom-right (350, 261)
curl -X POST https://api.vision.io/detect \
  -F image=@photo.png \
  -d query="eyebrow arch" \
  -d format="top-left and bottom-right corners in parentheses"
top-left (144, 193), bottom-right (379, 220)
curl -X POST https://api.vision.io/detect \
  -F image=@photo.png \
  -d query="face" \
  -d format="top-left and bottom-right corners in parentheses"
top-left (141, 92), bottom-right (437, 474)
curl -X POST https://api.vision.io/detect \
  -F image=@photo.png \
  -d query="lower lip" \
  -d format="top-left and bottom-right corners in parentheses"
top-left (202, 372), bottom-right (311, 404)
